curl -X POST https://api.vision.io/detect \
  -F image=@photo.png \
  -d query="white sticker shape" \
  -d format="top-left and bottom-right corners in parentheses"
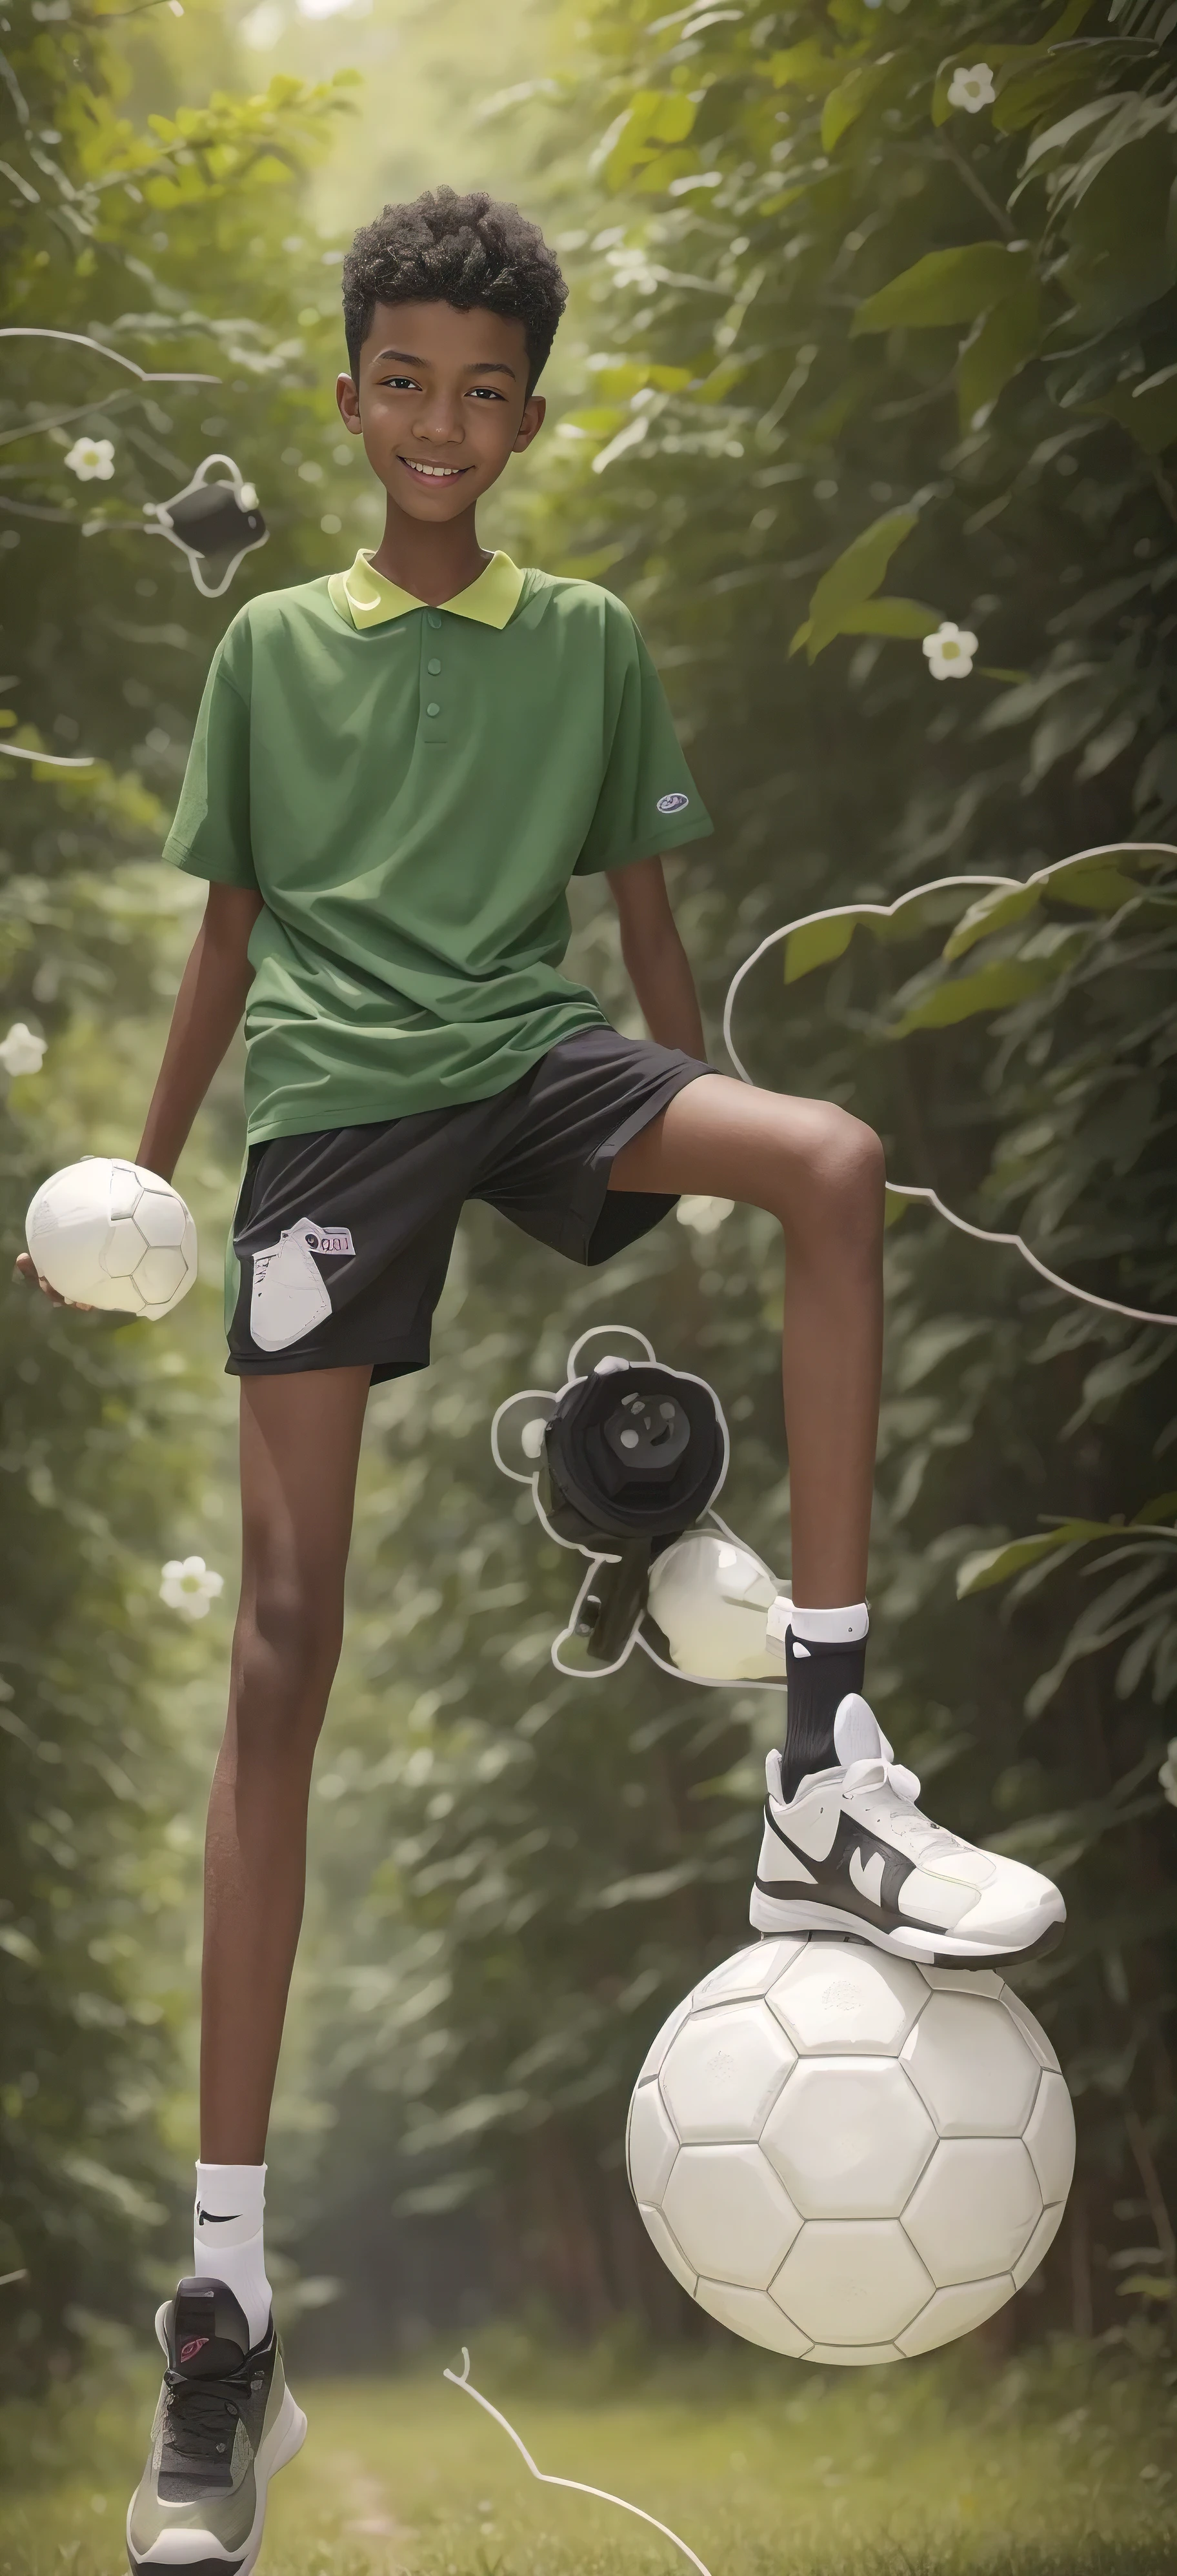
top-left (249, 1217), bottom-right (354, 1352)
top-left (657, 791), bottom-right (690, 813)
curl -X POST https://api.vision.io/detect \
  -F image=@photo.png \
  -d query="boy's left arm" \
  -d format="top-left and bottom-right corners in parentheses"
top-left (608, 854), bottom-right (707, 1060)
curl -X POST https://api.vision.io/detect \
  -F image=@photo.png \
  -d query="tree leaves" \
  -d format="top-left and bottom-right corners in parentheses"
top-left (888, 954), bottom-right (1067, 1036)
top-left (0, 0), bottom-right (354, 2388)
top-left (789, 507), bottom-right (930, 660)
top-left (957, 1525), bottom-right (1107, 1595)
top-left (852, 244), bottom-right (1035, 336)
top-left (596, 89), bottom-right (697, 190)
top-left (1089, 368), bottom-right (1177, 456)
top-left (820, 61), bottom-right (889, 153)
top-left (850, 246), bottom-right (1045, 433)
top-left (943, 883), bottom-right (1041, 960)
top-left (783, 912), bottom-right (857, 983)
top-left (958, 276), bottom-right (1042, 431)
top-left (768, 39), bottom-right (840, 97)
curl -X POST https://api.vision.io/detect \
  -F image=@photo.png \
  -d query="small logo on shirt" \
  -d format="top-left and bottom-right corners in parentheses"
top-left (656, 790), bottom-right (690, 814)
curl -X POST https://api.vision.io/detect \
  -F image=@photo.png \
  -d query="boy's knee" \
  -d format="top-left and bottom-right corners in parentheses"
top-left (778, 1101), bottom-right (885, 1242)
top-left (233, 1575), bottom-right (345, 1736)
top-left (820, 1104), bottom-right (885, 1201)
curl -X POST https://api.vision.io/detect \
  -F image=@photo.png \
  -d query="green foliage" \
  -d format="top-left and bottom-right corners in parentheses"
top-left (0, 0), bottom-right (352, 2385)
top-left (851, 243), bottom-right (1036, 336)
top-left (789, 507), bottom-right (936, 659)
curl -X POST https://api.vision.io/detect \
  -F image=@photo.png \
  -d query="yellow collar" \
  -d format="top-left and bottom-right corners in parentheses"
top-left (328, 548), bottom-right (525, 633)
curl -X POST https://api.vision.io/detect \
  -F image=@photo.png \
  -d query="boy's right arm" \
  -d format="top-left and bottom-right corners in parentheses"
top-left (135, 881), bottom-right (262, 1182)
top-left (16, 881), bottom-right (261, 1300)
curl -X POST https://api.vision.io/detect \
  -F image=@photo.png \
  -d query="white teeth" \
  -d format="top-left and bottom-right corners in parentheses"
top-left (403, 460), bottom-right (462, 478)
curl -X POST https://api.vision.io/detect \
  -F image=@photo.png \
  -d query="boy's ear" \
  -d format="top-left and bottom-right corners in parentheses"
top-left (336, 374), bottom-right (363, 433)
top-left (512, 392), bottom-right (546, 455)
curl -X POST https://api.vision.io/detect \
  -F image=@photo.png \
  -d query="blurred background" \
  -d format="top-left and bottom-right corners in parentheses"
top-left (2, 0), bottom-right (1176, 2530)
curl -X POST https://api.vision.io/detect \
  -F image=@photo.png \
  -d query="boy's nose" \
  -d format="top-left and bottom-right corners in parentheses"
top-left (410, 405), bottom-right (464, 445)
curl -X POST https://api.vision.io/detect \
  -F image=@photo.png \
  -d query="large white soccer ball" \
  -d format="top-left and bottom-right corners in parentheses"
top-left (25, 1158), bottom-right (197, 1320)
top-left (628, 1934), bottom-right (1074, 2365)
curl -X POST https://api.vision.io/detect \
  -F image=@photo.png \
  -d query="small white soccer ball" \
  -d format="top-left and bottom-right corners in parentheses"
top-left (25, 1158), bottom-right (197, 1320)
top-left (628, 1935), bottom-right (1074, 2365)
top-left (647, 1531), bottom-right (780, 1680)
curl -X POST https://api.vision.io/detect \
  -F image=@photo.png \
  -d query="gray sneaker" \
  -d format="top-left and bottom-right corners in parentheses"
top-left (126, 2276), bottom-right (306, 2574)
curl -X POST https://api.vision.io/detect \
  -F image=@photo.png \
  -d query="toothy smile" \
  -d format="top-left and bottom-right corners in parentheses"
top-left (399, 458), bottom-right (468, 479)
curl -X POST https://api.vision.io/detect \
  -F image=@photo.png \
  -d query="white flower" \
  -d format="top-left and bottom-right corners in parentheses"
top-left (948, 63), bottom-right (996, 114)
top-left (677, 1194), bottom-right (735, 1236)
top-left (0, 1021), bottom-right (46, 1075)
top-left (65, 436), bottom-right (115, 481)
top-left (159, 1556), bottom-right (225, 1620)
top-left (922, 620), bottom-right (978, 681)
top-left (1160, 1738), bottom-right (1177, 1809)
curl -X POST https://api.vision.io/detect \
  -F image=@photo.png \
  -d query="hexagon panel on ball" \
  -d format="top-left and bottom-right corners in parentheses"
top-left (767, 1942), bottom-right (927, 2057)
top-left (629, 1934), bottom-right (1074, 2366)
top-left (762, 2057), bottom-right (935, 2219)
top-left (659, 2000), bottom-right (796, 2143)
top-left (901, 1993), bottom-right (1039, 2137)
top-left (661, 2142), bottom-right (801, 2290)
top-left (25, 1158), bottom-right (197, 1320)
top-left (902, 2136), bottom-right (1043, 2288)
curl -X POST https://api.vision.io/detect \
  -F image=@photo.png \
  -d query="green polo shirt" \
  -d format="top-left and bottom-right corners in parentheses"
top-left (164, 549), bottom-right (712, 1143)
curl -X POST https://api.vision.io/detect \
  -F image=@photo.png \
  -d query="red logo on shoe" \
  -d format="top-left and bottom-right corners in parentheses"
top-left (179, 2335), bottom-right (210, 2364)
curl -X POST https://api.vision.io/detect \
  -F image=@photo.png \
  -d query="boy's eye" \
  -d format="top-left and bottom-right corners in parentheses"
top-left (383, 375), bottom-right (419, 390)
top-left (469, 385), bottom-right (505, 401)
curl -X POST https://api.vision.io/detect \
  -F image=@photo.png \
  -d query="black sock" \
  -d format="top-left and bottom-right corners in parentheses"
top-left (780, 1629), bottom-right (867, 1802)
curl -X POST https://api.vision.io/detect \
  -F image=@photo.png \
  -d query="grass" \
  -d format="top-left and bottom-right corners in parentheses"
top-left (1, 2336), bottom-right (1175, 2576)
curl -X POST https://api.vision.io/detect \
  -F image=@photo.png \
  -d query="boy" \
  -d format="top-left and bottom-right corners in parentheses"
top-left (25, 188), bottom-right (1063, 2569)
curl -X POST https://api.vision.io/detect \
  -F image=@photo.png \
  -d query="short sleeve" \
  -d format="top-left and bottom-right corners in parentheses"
top-left (163, 625), bottom-right (257, 889)
top-left (574, 602), bottom-right (712, 876)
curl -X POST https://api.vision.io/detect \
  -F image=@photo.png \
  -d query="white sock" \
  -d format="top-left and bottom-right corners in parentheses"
top-left (790, 1600), bottom-right (869, 1644)
top-left (194, 2162), bottom-right (272, 2348)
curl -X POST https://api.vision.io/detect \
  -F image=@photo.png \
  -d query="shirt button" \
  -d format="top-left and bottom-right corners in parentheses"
top-left (427, 658), bottom-right (441, 674)
top-left (427, 611), bottom-right (442, 629)
top-left (426, 701), bottom-right (441, 717)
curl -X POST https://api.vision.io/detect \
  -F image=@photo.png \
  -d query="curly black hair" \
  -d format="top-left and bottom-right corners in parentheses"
top-left (341, 188), bottom-right (568, 392)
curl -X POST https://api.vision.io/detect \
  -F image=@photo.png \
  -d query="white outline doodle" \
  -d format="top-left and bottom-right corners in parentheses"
top-left (443, 2348), bottom-right (714, 2576)
top-left (141, 452), bottom-right (268, 599)
top-left (0, 327), bottom-right (224, 745)
top-left (0, 741), bottom-right (94, 767)
top-left (492, 1325), bottom-right (785, 1690)
top-left (0, 327), bottom-right (217, 386)
top-left (723, 841), bottom-right (1177, 1331)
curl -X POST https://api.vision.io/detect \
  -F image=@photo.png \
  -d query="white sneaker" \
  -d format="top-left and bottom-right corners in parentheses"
top-left (126, 2277), bottom-right (305, 2576)
top-left (750, 1696), bottom-right (1065, 1967)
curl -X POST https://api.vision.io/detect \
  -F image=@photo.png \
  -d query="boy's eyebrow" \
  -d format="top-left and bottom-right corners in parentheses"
top-left (371, 347), bottom-right (518, 379)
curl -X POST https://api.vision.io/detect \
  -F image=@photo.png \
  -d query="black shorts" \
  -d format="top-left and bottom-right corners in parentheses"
top-left (225, 1027), bottom-right (710, 1380)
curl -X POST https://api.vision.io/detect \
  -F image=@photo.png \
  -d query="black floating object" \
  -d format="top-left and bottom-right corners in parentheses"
top-left (143, 453), bottom-right (268, 599)
top-left (165, 480), bottom-right (265, 556)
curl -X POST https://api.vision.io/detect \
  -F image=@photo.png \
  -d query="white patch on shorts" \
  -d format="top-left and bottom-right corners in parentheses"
top-left (249, 1217), bottom-right (355, 1353)
top-left (656, 790), bottom-right (690, 814)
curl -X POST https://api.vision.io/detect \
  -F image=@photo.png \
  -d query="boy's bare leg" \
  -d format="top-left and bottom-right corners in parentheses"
top-left (609, 1074), bottom-right (884, 1605)
top-left (610, 1070), bottom-right (1066, 1960)
top-left (200, 1364), bottom-right (372, 2162)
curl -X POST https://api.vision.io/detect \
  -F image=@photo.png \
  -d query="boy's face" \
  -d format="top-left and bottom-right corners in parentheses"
top-left (337, 300), bottom-right (545, 519)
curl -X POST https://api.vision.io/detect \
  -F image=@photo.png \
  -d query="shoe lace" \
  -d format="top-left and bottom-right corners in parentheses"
top-left (163, 2366), bottom-right (248, 2466)
top-left (841, 1753), bottom-right (965, 1864)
